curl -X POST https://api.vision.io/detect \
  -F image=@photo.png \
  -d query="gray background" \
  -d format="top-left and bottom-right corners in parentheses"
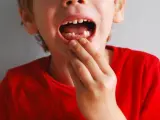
top-left (0, 0), bottom-right (160, 80)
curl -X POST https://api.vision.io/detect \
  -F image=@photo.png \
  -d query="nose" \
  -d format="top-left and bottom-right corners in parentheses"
top-left (63, 0), bottom-right (86, 7)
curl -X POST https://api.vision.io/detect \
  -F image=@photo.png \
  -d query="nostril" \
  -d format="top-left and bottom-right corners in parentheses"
top-left (66, 0), bottom-right (72, 5)
top-left (66, 0), bottom-right (85, 6)
top-left (78, 0), bottom-right (84, 3)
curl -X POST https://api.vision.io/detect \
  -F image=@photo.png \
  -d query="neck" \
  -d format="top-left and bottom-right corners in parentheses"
top-left (49, 56), bottom-right (75, 86)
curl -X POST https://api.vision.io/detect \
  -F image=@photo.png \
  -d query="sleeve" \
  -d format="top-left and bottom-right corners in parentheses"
top-left (140, 56), bottom-right (160, 120)
top-left (0, 74), bottom-right (10, 120)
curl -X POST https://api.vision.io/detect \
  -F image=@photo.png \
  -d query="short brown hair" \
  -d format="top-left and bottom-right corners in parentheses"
top-left (17, 0), bottom-right (33, 13)
top-left (17, 0), bottom-right (49, 52)
top-left (17, 0), bottom-right (111, 52)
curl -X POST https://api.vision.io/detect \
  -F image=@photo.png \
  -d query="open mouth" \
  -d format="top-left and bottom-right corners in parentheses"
top-left (59, 18), bottom-right (96, 41)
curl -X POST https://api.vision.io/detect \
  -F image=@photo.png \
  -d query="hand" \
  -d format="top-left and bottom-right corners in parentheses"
top-left (67, 38), bottom-right (126, 120)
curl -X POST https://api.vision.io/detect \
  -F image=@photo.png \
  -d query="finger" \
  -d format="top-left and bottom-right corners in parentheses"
top-left (67, 50), bottom-right (95, 90)
top-left (67, 62), bottom-right (83, 90)
top-left (78, 38), bottom-right (115, 76)
top-left (68, 40), bottom-right (103, 80)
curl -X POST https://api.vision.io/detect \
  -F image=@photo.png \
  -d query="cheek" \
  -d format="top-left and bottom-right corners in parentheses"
top-left (33, 4), bottom-right (63, 53)
top-left (93, 1), bottom-right (115, 50)
top-left (33, 1), bottom-right (59, 40)
top-left (97, 1), bottom-right (115, 25)
top-left (99, 2), bottom-right (115, 38)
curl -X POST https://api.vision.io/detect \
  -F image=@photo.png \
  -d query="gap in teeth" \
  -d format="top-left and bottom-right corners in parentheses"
top-left (63, 31), bottom-right (90, 38)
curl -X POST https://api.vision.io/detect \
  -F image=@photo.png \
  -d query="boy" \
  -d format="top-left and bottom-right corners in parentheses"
top-left (0, 0), bottom-right (159, 120)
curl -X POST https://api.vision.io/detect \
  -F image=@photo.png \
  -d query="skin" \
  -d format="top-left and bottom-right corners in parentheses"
top-left (19, 0), bottom-right (126, 119)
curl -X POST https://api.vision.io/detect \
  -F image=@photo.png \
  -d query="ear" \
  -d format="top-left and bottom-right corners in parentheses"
top-left (18, 8), bottom-right (38, 35)
top-left (113, 0), bottom-right (126, 23)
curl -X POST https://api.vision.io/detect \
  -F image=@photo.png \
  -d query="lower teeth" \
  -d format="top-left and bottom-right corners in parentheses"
top-left (62, 31), bottom-right (91, 40)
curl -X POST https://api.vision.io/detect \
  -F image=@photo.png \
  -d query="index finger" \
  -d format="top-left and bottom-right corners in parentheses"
top-left (78, 38), bottom-right (115, 76)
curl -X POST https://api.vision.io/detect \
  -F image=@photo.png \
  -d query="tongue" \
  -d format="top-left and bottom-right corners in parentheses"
top-left (63, 24), bottom-right (88, 34)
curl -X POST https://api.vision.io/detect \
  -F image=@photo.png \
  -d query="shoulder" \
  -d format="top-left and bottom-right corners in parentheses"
top-left (8, 56), bottom-right (49, 75)
top-left (114, 46), bottom-right (160, 118)
top-left (114, 46), bottom-right (159, 68)
top-left (111, 45), bottom-right (159, 87)
top-left (0, 56), bottom-right (51, 118)
top-left (0, 56), bottom-right (50, 93)
top-left (115, 46), bottom-right (160, 92)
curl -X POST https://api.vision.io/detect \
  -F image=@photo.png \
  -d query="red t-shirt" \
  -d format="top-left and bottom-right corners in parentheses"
top-left (0, 46), bottom-right (160, 120)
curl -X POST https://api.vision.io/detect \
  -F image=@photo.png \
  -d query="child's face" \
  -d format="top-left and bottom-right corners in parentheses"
top-left (22, 0), bottom-right (124, 57)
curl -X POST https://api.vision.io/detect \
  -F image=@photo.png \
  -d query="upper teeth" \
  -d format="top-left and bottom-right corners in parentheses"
top-left (62, 19), bottom-right (90, 25)
top-left (73, 20), bottom-right (78, 24)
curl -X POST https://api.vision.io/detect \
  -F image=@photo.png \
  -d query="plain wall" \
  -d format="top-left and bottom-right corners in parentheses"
top-left (0, 0), bottom-right (160, 80)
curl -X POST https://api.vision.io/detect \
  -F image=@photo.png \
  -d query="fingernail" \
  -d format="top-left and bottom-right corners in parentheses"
top-left (69, 40), bottom-right (77, 47)
top-left (79, 38), bottom-right (87, 44)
